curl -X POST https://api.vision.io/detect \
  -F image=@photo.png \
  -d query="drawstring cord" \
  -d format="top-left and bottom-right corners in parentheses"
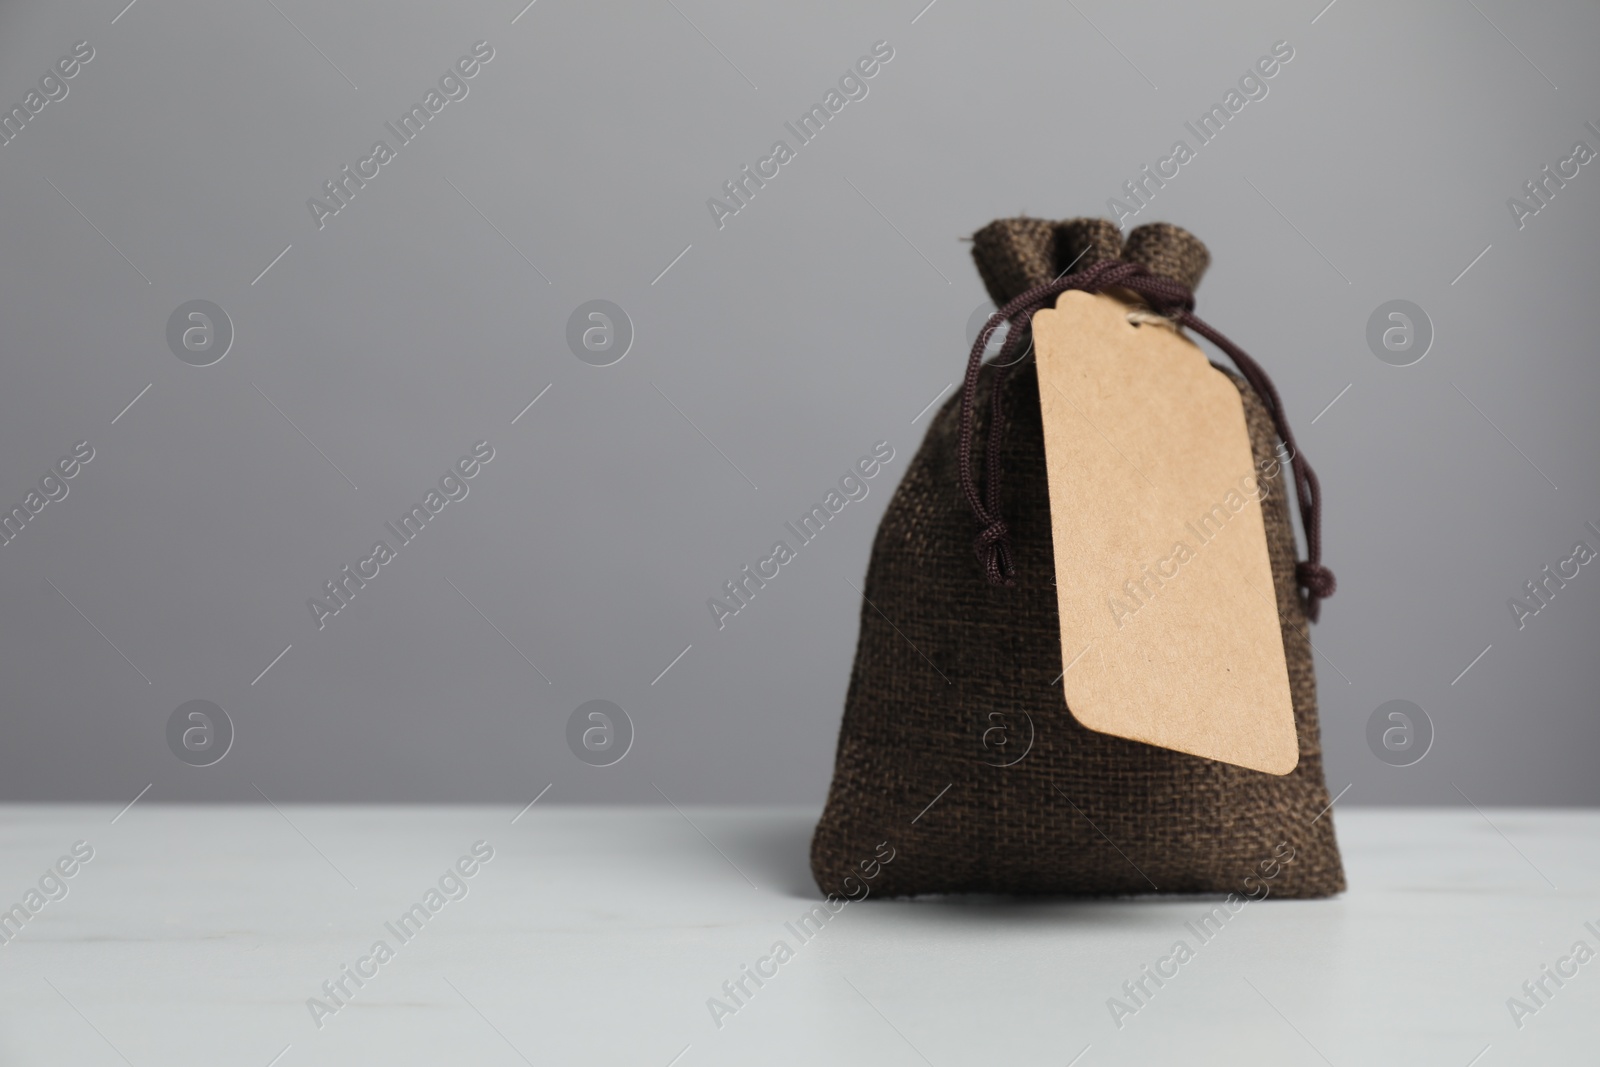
top-left (956, 258), bottom-right (1335, 620)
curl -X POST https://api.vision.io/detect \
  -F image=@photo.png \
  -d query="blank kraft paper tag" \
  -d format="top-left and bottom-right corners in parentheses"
top-left (1032, 291), bottom-right (1298, 775)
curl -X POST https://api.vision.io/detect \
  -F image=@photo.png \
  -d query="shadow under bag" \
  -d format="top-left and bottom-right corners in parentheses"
top-left (811, 217), bottom-right (1345, 898)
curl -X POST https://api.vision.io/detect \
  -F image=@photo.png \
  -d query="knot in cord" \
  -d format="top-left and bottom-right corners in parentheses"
top-left (974, 519), bottom-right (1010, 549)
top-left (973, 519), bottom-right (1014, 585)
top-left (1295, 562), bottom-right (1336, 620)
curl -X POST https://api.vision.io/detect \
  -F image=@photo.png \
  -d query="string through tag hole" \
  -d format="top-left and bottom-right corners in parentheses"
top-left (1126, 309), bottom-right (1178, 331)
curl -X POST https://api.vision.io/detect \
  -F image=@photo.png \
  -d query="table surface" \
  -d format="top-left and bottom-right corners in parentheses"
top-left (0, 804), bottom-right (1594, 1066)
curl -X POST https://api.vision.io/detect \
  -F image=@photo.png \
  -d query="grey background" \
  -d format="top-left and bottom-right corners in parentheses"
top-left (0, 0), bottom-right (1595, 807)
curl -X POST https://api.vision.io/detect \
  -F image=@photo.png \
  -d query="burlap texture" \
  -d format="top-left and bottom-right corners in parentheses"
top-left (810, 218), bottom-right (1344, 899)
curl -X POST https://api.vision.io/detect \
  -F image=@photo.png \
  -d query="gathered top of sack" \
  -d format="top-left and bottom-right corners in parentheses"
top-left (972, 217), bottom-right (1211, 301)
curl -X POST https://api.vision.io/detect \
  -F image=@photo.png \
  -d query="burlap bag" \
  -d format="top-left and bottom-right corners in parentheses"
top-left (811, 218), bottom-right (1344, 898)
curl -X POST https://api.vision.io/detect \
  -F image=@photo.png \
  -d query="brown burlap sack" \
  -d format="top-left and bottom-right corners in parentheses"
top-left (811, 218), bottom-right (1344, 899)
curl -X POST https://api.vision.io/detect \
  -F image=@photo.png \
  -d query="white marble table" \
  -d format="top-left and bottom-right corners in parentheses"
top-left (0, 804), bottom-right (1594, 1065)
